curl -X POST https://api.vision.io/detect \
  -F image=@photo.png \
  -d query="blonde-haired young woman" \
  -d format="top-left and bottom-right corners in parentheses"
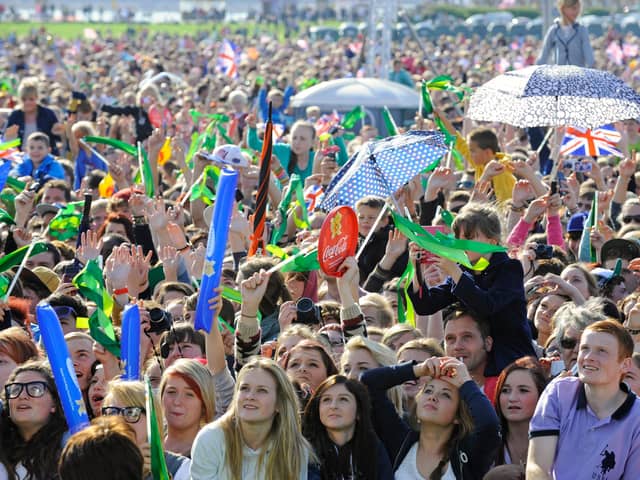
top-left (190, 357), bottom-right (316, 479)
top-left (340, 335), bottom-right (404, 416)
top-left (102, 380), bottom-right (190, 480)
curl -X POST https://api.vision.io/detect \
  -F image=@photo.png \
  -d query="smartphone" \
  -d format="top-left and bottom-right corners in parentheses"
top-left (418, 226), bottom-right (447, 266)
top-left (573, 160), bottom-right (592, 172)
top-left (550, 180), bottom-right (557, 195)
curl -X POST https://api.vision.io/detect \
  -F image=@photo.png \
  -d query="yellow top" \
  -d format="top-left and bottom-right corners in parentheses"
top-left (456, 134), bottom-right (515, 203)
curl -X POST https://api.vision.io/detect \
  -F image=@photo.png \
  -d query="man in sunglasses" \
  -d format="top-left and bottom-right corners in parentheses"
top-left (528, 320), bottom-right (640, 480)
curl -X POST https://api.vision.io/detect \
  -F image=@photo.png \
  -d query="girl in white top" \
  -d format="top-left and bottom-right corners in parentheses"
top-left (190, 357), bottom-right (315, 479)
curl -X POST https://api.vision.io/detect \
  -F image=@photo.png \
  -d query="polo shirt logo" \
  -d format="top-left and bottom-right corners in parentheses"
top-left (596, 446), bottom-right (615, 479)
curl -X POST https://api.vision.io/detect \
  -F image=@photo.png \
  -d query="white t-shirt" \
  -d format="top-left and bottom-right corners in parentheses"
top-left (394, 442), bottom-right (456, 480)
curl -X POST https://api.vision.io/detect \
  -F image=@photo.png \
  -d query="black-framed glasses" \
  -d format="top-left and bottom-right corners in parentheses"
top-left (577, 202), bottom-right (591, 210)
top-left (623, 215), bottom-right (640, 224)
top-left (101, 406), bottom-right (146, 423)
top-left (5, 381), bottom-right (49, 399)
top-left (559, 337), bottom-right (579, 350)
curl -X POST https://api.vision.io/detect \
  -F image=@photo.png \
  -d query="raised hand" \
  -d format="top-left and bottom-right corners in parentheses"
top-left (147, 197), bottom-right (168, 231)
top-left (424, 167), bottom-right (455, 201)
top-left (187, 244), bottom-right (206, 280)
top-left (76, 231), bottom-right (102, 264)
top-left (158, 245), bottom-right (179, 281)
top-left (240, 269), bottom-right (271, 315)
top-left (511, 179), bottom-right (535, 208)
top-left (104, 245), bottom-right (132, 291)
top-left (12, 227), bottom-right (32, 248)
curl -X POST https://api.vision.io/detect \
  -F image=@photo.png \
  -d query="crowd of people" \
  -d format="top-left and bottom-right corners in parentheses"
top-left (0, 0), bottom-right (639, 478)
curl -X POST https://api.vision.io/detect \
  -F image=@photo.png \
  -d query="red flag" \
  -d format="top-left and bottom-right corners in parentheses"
top-left (248, 103), bottom-right (273, 256)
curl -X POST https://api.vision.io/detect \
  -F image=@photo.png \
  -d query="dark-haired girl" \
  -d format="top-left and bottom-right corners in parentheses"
top-left (303, 375), bottom-right (393, 479)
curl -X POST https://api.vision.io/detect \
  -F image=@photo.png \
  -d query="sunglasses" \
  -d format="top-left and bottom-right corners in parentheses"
top-left (5, 381), bottom-right (49, 399)
top-left (53, 306), bottom-right (77, 319)
top-left (577, 202), bottom-right (592, 210)
top-left (559, 337), bottom-right (579, 350)
top-left (101, 406), bottom-right (146, 423)
top-left (623, 215), bottom-right (640, 224)
top-left (456, 180), bottom-right (475, 190)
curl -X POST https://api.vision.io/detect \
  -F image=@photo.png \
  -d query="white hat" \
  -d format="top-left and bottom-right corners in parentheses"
top-left (205, 144), bottom-right (248, 168)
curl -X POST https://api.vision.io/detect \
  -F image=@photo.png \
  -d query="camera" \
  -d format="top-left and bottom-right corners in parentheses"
top-left (147, 308), bottom-right (172, 334)
top-left (534, 244), bottom-right (554, 260)
top-left (573, 160), bottom-right (592, 172)
top-left (28, 182), bottom-right (42, 193)
top-left (328, 125), bottom-right (341, 135)
top-left (295, 297), bottom-right (321, 325)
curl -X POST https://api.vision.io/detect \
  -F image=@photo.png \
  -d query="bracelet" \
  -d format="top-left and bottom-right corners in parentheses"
top-left (511, 204), bottom-right (526, 213)
top-left (177, 243), bottom-right (191, 252)
top-left (241, 312), bottom-right (257, 318)
top-left (114, 287), bottom-right (128, 296)
top-left (626, 328), bottom-right (640, 335)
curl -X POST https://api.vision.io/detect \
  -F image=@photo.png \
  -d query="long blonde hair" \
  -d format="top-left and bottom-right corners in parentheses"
top-left (220, 358), bottom-right (314, 479)
top-left (341, 336), bottom-right (404, 416)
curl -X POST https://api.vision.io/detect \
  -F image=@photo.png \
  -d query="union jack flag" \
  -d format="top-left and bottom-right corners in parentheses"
top-left (217, 40), bottom-right (240, 79)
top-left (314, 111), bottom-right (341, 136)
top-left (560, 124), bottom-right (623, 157)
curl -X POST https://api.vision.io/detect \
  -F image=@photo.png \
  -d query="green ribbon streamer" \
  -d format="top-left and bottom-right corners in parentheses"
top-left (189, 165), bottom-right (220, 205)
top-left (218, 316), bottom-right (235, 334)
top-left (189, 110), bottom-right (229, 125)
top-left (441, 210), bottom-right (455, 228)
top-left (391, 212), bottom-right (505, 271)
top-left (216, 124), bottom-right (234, 144)
top-left (0, 242), bottom-right (48, 273)
top-left (396, 261), bottom-right (415, 326)
top-left (49, 202), bottom-right (84, 241)
top-left (185, 132), bottom-right (199, 169)
top-left (0, 139), bottom-right (20, 151)
top-left (222, 286), bottom-right (242, 304)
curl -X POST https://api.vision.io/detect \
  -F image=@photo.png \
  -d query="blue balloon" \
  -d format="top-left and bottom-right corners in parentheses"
top-left (195, 168), bottom-right (238, 333)
top-left (37, 304), bottom-right (89, 434)
top-left (121, 304), bottom-right (141, 380)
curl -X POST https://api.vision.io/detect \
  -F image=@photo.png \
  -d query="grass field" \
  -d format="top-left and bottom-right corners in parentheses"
top-left (0, 21), bottom-right (329, 40)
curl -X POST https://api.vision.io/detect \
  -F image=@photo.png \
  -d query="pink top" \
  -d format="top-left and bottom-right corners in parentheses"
top-left (506, 214), bottom-right (565, 250)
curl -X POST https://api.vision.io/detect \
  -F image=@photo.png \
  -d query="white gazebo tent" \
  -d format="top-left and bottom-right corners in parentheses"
top-left (291, 77), bottom-right (420, 135)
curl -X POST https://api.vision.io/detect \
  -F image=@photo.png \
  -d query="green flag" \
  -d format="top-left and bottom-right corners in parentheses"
top-left (5, 178), bottom-right (25, 192)
top-left (189, 110), bottom-right (229, 125)
top-left (73, 260), bottom-right (120, 357)
top-left (49, 203), bottom-right (83, 241)
top-left (0, 208), bottom-right (15, 225)
top-left (266, 245), bottom-right (320, 272)
top-left (0, 242), bottom-right (48, 273)
top-left (425, 75), bottom-right (471, 102)
top-left (341, 106), bottom-right (366, 129)
top-left (145, 376), bottom-right (171, 480)
top-left (382, 106), bottom-right (399, 136)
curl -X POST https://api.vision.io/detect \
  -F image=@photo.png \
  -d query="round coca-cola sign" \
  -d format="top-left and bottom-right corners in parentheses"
top-left (318, 206), bottom-right (358, 277)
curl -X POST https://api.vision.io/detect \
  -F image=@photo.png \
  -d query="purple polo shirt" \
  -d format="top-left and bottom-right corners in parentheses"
top-left (529, 376), bottom-right (640, 479)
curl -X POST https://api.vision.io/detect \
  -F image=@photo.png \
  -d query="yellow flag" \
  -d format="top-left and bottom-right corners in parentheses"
top-left (158, 137), bottom-right (172, 166)
top-left (98, 174), bottom-right (115, 198)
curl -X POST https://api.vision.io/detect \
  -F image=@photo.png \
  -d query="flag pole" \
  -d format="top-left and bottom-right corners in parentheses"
top-left (79, 139), bottom-right (112, 167)
top-left (536, 127), bottom-right (555, 157)
top-left (5, 225), bottom-right (50, 301)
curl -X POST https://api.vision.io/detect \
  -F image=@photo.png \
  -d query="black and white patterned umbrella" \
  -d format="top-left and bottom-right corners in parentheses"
top-left (467, 65), bottom-right (640, 129)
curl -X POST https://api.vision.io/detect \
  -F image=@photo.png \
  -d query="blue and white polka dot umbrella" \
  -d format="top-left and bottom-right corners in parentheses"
top-left (467, 65), bottom-right (640, 129)
top-left (320, 130), bottom-right (447, 211)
